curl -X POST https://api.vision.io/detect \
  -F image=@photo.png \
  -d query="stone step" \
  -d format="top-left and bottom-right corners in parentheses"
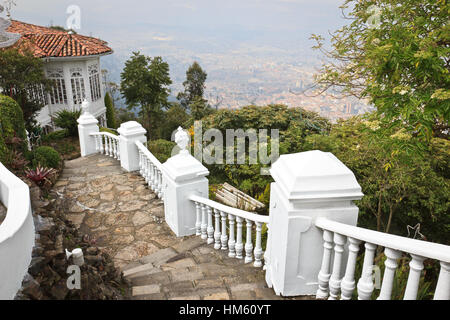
top-left (123, 263), bottom-right (160, 279)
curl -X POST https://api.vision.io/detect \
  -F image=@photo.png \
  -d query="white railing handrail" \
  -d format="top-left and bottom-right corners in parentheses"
top-left (90, 131), bottom-right (119, 140)
top-left (315, 217), bottom-right (450, 263)
top-left (135, 140), bottom-right (164, 172)
top-left (0, 162), bottom-right (35, 299)
top-left (189, 194), bottom-right (269, 224)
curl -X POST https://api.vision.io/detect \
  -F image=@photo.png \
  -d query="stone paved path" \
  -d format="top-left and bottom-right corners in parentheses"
top-left (56, 154), bottom-right (312, 300)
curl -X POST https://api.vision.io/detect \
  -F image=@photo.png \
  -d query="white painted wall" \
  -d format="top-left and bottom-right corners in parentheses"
top-left (37, 56), bottom-right (107, 129)
top-left (0, 162), bottom-right (35, 300)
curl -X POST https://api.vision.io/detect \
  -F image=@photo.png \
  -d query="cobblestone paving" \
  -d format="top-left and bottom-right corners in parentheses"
top-left (56, 154), bottom-right (313, 300)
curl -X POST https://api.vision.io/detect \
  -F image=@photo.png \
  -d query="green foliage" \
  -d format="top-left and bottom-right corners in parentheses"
top-left (0, 48), bottom-right (51, 129)
top-left (52, 110), bottom-right (82, 137)
top-left (120, 52), bottom-right (172, 138)
top-left (190, 96), bottom-right (215, 122)
top-left (0, 94), bottom-right (28, 163)
top-left (304, 114), bottom-right (449, 244)
top-left (199, 104), bottom-right (330, 197)
top-left (147, 139), bottom-right (177, 163)
top-left (312, 0), bottom-right (450, 141)
top-left (177, 61), bottom-right (208, 110)
top-left (32, 146), bottom-right (61, 169)
top-left (104, 92), bottom-right (117, 129)
top-left (41, 129), bottom-right (68, 142)
top-left (160, 103), bottom-right (190, 140)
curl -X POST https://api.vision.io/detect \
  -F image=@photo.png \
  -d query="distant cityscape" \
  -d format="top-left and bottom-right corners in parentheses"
top-left (100, 28), bottom-right (373, 122)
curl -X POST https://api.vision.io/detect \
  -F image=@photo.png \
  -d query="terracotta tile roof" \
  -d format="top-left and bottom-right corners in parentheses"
top-left (6, 20), bottom-right (112, 58)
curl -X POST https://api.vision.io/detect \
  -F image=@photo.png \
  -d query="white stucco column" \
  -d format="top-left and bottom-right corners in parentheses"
top-left (77, 99), bottom-right (99, 157)
top-left (117, 121), bottom-right (147, 172)
top-left (162, 128), bottom-right (209, 237)
top-left (265, 150), bottom-right (363, 296)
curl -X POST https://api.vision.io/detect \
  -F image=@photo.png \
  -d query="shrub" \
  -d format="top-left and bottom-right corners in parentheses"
top-left (0, 95), bottom-right (28, 162)
top-left (41, 129), bottom-right (68, 142)
top-left (33, 146), bottom-right (61, 169)
top-left (105, 92), bottom-right (117, 129)
top-left (25, 166), bottom-right (56, 187)
top-left (53, 110), bottom-right (81, 137)
top-left (147, 139), bottom-right (177, 163)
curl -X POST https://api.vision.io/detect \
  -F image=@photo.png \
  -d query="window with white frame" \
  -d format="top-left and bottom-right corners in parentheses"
top-left (89, 64), bottom-right (102, 101)
top-left (47, 68), bottom-right (67, 105)
top-left (27, 84), bottom-right (48, 106)
top-left (70, 67), bottom-right (86, 105)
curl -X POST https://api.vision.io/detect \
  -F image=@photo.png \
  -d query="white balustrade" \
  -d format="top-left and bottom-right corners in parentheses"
top-left (316, 217), bottom-right (450, 300)
top-left (135, 141), bottom-right (164, 199)
top-left (90, 132), bottom-right (120, 161)
top-left (189, 195), bottom-right (269, 268)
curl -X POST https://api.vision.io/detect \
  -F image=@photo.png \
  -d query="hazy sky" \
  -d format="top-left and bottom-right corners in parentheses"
top-left (6, 0), bottom-right (346, 46)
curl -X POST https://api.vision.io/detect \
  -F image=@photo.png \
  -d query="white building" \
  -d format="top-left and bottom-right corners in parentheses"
top-left (6, 20), bottom-right (113, 132)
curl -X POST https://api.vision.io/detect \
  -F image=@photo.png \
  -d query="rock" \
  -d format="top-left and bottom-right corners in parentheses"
top-left (86, 247), bottom-right (99, 255)
top-left (50, 280), bottom-right (69, 300)
top-left (29, 257), bottom-right (45, 276)
top-left (85, 255), bottom-right (103, 265)
top-left (22, 277), bottom-right (44, 300)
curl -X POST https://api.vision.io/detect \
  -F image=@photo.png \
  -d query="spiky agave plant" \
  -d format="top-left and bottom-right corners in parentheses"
top-left (25, 166), bottom-right (56, 187)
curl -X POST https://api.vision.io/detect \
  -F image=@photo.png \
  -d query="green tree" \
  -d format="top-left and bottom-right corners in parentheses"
top-left (312, 0), bottom-right (450, 141)
top-left (120, 52), bottom-right (172, 138)
top-left (303, 115), bottom-right (449, 244)
top-left (104, 92), bottom-right (117, 129)
top-left (160, 102), bottom-right (190, 140)
top-left (0, 48), bottom-right (51, 129)
top-left (190, 96), bottom-right (214, 121)
top-left (177, 61), bottom-right (208, 110)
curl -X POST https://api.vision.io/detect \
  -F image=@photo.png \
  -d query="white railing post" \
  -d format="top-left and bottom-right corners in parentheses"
top-left (265, 150), bottom-right (364, 296)
top-left (117, 121), bottom-right (147, 172)
top-left (162, 127), bottom-right (209, 237)
top-left (77, 99), bottom-right (99, 157)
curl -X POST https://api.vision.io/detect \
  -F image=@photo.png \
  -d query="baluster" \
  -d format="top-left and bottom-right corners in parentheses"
top-left (157, 170), bottom-right (163, 198)
top-left (403, 254), bottom-right (425, 300)
top-left (105, 136), bottom-right (110, 156)
top-left (99, 136), bottom-right (104, 154)
top-left (116, 140), bottom-right (120, 160)
top-left (228, 214), bottom-right (236, 258)
top-left (253, 222), bottom-right (263, 267)
top-left (213, 208), bottom-right (221, 249)
top-left (113, 139), bottom-right (118, 158)
top-left (111, 137), bottom-right (115, 158)
top-left (434, 262), bottom-right (450, 300)
top-left (108, 137), bottom-right (112, 156)
top-left (244, 219), bottom-right (253, 264)
top-left (357, 242), bottom-right (377, 300)
top-left (235, 217), bottom-right (243, 259)
top-left (138, 150), bottom-right (143, 176)
top-left (94, 134), bottom-right (99, 152)
top-left (195, 202), bottom-right (201, 236)
top-left (201, 204), bottom-right (208, 240)
top-left (207, 206), bottom-right (214, 244)
top-left (340, 237), bottom-right (361, 300)
top-left (328, 233), bottom-right (346, 300)
top-left (263, 223), bottom-right (270, 271)
top-left (316, 230), bottom-right (333, 299)
top-left (149, 163), bottom-right (155, 190)
top-left (220, 211), bottom-right (228, 250)
top-left (145, 158), bottom-right (150, 182)
top-left (377, 248), bottom-right (401, 300)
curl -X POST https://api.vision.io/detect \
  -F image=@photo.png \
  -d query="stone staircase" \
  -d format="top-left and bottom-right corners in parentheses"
top-left (57, 154), bottom-right (312, 300)
top-left (121, 237), bottom-right (283, 300)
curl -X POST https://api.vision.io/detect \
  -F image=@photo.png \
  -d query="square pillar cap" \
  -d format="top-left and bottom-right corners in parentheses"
top-left (163, 150), bottom-right (209, 183)
top-left (270, 150), bottom-right (363, 202)
top-left (117, 121), bottom-right (147, 137)
top-left (77, 112), bottom-right (98, 126)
